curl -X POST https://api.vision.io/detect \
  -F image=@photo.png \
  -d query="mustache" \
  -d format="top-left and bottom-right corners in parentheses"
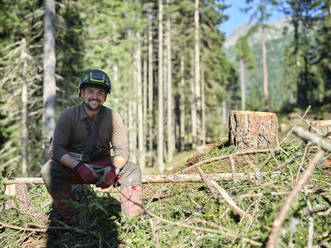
top-left (88, 98), bottom-right (101, 103)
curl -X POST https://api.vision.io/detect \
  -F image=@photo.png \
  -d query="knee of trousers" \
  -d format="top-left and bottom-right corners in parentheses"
top-left (120, 161), bottom-right (142, 188)
top-left (41, 160), bottom-right (70, 193)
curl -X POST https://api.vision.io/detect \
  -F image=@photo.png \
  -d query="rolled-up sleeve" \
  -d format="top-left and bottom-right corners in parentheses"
top-left (49, 109), bottom-right (72, 161)
top-left (111, 110), bottom-right (129, 161)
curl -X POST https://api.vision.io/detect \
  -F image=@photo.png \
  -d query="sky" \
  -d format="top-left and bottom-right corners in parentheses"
top-left (220, 0), bottom-right (285, 37)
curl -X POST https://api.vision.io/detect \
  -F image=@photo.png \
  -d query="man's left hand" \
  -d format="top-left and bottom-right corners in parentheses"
top-left (96, 166), bottom-right (121, 189)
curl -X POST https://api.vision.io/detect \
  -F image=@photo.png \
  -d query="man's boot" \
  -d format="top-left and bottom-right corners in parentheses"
top-left (120, 185), bottom-right (143, 217)
top-left (50, 186), bottom-right (79, 227)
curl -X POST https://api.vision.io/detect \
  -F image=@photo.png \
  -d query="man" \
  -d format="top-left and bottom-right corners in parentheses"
top-left (41, 69), bottom-right (142, 226)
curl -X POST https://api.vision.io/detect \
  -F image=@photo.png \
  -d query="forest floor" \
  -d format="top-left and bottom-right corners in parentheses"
top-left (0, 108), bottom-right (330, 248)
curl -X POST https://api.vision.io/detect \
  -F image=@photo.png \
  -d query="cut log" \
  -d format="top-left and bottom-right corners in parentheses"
top-left (228, 110), bottom-right (279, 149)
top-left (4, 172), bottom-right (281, 186)
top-left (310, 120), bottom-right (331, 139)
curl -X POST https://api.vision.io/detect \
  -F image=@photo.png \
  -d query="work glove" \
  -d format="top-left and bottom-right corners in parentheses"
top-left (96, 165), bottom-right (121, 189)
top-left (74, 161), bottom-right (100, 184)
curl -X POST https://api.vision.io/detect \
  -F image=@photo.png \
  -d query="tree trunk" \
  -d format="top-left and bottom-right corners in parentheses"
top-left (222, 100), bottom-right (226, 124)
top-left (239, 57), bottom-right (246, 110)
top-left (21, 39), bottom-right (28, 177)
top-left (143, 43), bottom-right (148, 165)
top-left (158, 0), bottom-right (164, 172)
top-left (201, 65), bottom-right (206, 145)
top-left (136, 33), bottom-right (145, 170)
top-left (148, 10), bottom-right (154, 164)
top-left (260, 23), bottom-right (269, 111)
top-left (191, 54), bottom-right (197, 149)
top-left (179, 54), bottom-right (185, 151)
top-left (43, 0), bottom-right (56, 163)
top-left (128, 100), bottom-right (137, 163)
top-left (228, 110), bottom-right (279, 149)
top-left (194, 0), bottom-right (201, 145)
top-left (166, 0), bottom-right (173, 162)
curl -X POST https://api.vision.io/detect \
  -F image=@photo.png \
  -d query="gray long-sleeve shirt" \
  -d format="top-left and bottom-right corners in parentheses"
top-left (49, 103), bottom-right (129, 162)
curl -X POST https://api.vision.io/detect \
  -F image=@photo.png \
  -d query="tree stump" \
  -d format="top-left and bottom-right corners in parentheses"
top-left (4, 183), bottom-right (33, 211)
top-left (310, 120), bottom-right (331, 166)
top-left (310, 120), bottom-right (331, 138)
top-left (4, 183), bottom-right (48, 221)
top-left (228, 110), bottom-right (279, 149)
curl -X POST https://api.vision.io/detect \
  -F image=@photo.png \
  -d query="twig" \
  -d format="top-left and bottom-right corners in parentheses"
top-left (246, 158), bottom-right (262, 185)
top-left (278, 105), bottom-right (311, 146)
top-left (0, 220), bottom-right (89, 235)
top-left (229, 155), bottom-right (238, 184)
top-left (260, 133), bottom-right (281, 167)
top-left (301, 118), bottom-right (324, 136)
top-left (266, 149), bottom-right (325, 248)
top-left (144, 209), bottom-right (262, 247)
top-left (305, 187), bottom-right (314, 248)
top-left (237, 188), bottom-right (323, 199)
top-left (16, 230), bottom-right (35, 246)
top-left (145, 184), bottom-right (169, 210)
top-left (181, 148), bottom-right (275, 173)
top-left (209, 180), bottom-right (247, 217)
top-left (277, 151), bottom-right (302, 170)
top-left (149, 219), bottom-right (160, 247)
top-left (296, 142), bottom-right (312, 179)
top-left (197, 167), bottom-right (218, 196)
top-left (312, 178), bottom-right (331, 187)
top-left (0, 221), bottom-right (46, 233)
top-left (293, 127), bottom-right (331, 152)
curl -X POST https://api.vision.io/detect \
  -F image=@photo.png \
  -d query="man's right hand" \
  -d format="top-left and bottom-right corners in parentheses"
top-left (74, 161), bottom-right (99, 184)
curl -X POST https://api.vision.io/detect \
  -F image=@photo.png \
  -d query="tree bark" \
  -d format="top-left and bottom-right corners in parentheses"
top-left (136, 33), bottom-right (145, 170)
top-left (128, 100), bottom-right (137, 163)
top-left (21, 39), bottom-right (28, 177)
top-left (239, 57), bottom-right (246, 110)
top-left (43, 0), bottom-right (56, 163)
top-left (148, 9), bottom-right (154, 162)
top-left (158, 0), bottom-right (164, 172)
top-left (222, 100), bottom-right (226, 124)
top-left (228, 110), bottom-right (279, 149)
top-left (179, 54), bottom-right (185, 151)
top-left (195, 0), bottom-right (201, 145)
top-left (143, 37), bottom-right (148, 167)
top-left (191, 54), bottom-right (197, 149)
top-left (201, 65), bottom-right (206, 145)
top-left (166, 0), bottom-right (173, 162)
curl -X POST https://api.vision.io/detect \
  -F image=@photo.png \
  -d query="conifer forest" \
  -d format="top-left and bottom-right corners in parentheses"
top-left (0, 0), bottom-right (330, 247)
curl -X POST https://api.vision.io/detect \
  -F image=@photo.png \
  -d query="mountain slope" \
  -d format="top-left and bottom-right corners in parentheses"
top-left (223, 18), bottom-right (293, 110)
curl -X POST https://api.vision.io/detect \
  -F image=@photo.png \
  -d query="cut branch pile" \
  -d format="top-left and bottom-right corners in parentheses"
top-left (1, 108), bottom-right (330, 247)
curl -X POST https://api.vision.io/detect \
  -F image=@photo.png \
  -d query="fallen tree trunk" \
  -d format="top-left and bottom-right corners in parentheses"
top-left (4, 172), bottom-right (281, 186)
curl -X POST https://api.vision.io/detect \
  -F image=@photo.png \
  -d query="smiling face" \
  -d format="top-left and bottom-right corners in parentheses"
top-left (81, 86), bottom-right (107, 114)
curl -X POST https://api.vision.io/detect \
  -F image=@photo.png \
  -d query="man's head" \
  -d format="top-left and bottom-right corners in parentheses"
top-left (79, 69), bottom-right (111, 95)
top-left (79, 69), bottom-right (111, 111)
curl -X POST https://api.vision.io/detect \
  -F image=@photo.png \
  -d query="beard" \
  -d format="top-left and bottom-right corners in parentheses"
top-left (84, 99), bottom-right (102, 111)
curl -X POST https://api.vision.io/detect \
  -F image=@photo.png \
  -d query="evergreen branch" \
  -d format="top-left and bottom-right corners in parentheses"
top-left (144, 209), bottom-right (262, 247)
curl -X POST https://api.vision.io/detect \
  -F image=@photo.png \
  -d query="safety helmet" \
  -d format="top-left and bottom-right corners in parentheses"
top-left (79, 69), bottom-right (111, 94)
